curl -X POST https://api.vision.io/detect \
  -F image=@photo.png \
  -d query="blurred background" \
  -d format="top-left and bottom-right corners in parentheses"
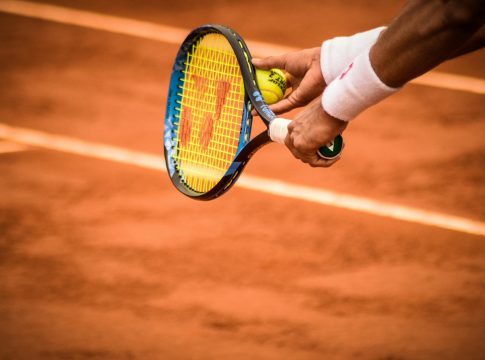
top-left (1, 1), bottom-right (484, 359)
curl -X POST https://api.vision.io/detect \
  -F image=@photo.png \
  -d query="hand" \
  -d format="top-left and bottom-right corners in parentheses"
top-left (285, 100), bottom-right (347, 167)
top-left (252, 47), bottom-right (326, 114)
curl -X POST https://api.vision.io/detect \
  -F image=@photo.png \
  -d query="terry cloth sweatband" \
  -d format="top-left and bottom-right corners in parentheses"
top-left (321, 26), bottom-right (386, 85)
top-left (322, 48), bottom-right (400, 122)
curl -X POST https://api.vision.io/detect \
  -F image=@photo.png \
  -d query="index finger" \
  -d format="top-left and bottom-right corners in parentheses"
top-left (252, 55), bottom-right (288, 70)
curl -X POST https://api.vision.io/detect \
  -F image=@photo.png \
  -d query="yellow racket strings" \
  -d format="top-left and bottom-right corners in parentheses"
top-left (173, 33), bottom-right (245, 193)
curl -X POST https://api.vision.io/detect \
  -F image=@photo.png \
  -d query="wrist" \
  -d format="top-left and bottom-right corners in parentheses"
top-left (322, 47), bottom-right (401, 122)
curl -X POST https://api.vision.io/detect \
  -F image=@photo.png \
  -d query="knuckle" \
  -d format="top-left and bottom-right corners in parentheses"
top-left (292, 139), bottom-right (305, 150)
top-left (288, 94), bottom-right (304, 106)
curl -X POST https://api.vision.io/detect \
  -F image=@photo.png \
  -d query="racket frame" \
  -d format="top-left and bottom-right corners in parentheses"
top-left (164, 24), bottom-right (275, 200)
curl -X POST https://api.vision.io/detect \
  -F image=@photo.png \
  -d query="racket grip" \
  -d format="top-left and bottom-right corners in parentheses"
top-left (269, 118), bottom-right (343, 160)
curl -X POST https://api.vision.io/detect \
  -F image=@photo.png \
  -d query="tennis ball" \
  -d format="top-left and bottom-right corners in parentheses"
top-left (255, 68), bottom-right (286, 104)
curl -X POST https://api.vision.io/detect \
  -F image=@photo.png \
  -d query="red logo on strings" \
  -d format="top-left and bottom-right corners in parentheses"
top-left (180, 76), bottom-right (231, 149)
top-left (179, 107), bottom-right (192, 147)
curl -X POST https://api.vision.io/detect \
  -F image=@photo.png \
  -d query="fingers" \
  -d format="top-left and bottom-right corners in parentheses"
top-left (286, 141), bottom-right (342, 167)
top-left (251, 91), bottom-right (306, 115)
top-left (284, 136), bottom-right (341, 167)
top-left (267, 87), bottom-right (316, 114)
top-left (251, 100), bottom-right (295, 116)
top-left (252, 55), bottom-right (288, 71)
top-left (252, 52), bottom-right (324, 115)
top-left (311, 157), bottom-right (341, 168)
top-left (284, 123), bottom-right (343, 168)
top-left (268, 98), bottom-right (301, 114)
top-left (268, 68), bottom-right (324, 114)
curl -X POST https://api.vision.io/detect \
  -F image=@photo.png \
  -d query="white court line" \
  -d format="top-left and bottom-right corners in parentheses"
top-left (0, 140), bottom-right (29, 154)
top-left (1, 122), bottom-right (484, 237)
top-left (1, 0), bottom-right (484, 95)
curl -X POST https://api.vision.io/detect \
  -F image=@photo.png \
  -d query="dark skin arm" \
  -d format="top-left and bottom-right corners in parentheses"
top-left (450, 25), bottom-right (485, 58)
top-left (253, 0), bottom-right (485, 167)
top-left (372, 0), bottom-right (485, 87)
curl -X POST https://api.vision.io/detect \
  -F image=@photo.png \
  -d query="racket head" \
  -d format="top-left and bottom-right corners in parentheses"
top-left (164, 25), bottom-right (255, 200)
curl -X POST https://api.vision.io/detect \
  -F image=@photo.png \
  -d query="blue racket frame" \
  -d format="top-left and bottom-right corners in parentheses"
top-left (163, 25), bottom-right (263, 200)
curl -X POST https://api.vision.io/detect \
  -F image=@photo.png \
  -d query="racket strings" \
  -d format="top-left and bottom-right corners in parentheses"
top-left (172, 33), bottom-right (245, 193)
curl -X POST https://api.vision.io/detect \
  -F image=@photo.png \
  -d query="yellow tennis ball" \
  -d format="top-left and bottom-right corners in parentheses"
top-left (255, 68), bottom-right (286, 105)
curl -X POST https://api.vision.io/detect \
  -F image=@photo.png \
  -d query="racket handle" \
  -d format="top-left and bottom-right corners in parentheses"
top-left (269, 118), bottom-right (343, 160)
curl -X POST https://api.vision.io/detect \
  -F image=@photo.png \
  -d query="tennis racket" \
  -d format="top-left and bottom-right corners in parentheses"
top-left (164, 24), bottom-right (343, 200)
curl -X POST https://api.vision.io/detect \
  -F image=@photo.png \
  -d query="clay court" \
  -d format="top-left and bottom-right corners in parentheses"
top-left (1, 1), bottom-right (484, 359)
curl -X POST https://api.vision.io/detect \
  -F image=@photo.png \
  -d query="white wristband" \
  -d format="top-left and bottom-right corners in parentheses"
top-left (322, 48), bottom-right (400, 122)
top-left (321, 26), bottom-right (386, 85)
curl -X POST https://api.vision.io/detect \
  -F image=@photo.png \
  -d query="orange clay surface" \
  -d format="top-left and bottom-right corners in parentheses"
top-left (1, 1), bottom-right (485, 359)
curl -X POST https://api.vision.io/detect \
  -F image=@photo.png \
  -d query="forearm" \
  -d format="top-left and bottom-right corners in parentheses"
top-left (371, 0), bottom-right (485, 87)
top-left (448, 25), bottom-right (485, 59)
